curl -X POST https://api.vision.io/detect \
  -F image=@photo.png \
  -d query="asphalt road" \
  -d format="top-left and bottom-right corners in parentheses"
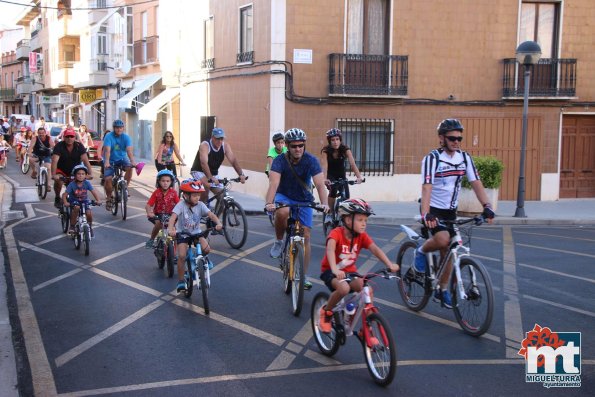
top-left (1, 165), bottom-right (594, 396)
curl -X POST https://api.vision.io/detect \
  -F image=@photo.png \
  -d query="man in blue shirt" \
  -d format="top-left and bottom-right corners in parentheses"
top-left (265, 128), bottom-right (329, 290)
top-left (103, 119), bottom-right (137, 211)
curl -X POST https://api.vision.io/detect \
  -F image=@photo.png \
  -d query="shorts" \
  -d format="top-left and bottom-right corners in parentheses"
top-left (274, 193), bottom-right (313, 229)
top-left (320, 269), bottom-right (357, 292)
top-left (328, 180), bottom-right (350, 199)
top-left (33, 154), bottom-right (52, 164)
top-left (190, 171), bottom-right (222, 188)
top-left (428, 206), bottom-right (457, 237)
top-left (103, 159), bottom-right (131, 178)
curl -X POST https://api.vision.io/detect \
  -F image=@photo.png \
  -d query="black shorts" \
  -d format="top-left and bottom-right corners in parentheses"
top-left (320, 269), bottom-right (356, 292)
top-left (428, 206), bottom-right (457, 237)
top-left (328, 181), bottom-right (350, 199)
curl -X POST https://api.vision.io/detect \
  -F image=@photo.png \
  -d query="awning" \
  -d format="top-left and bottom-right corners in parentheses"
top-left (83, 99), bottom-right (104, 111)
top-left (117, 74), bottom-right (162, 109)
top-left (57, 103), bottom-right (79, 113)
top-left (138, 87), bottom-right (180, 121)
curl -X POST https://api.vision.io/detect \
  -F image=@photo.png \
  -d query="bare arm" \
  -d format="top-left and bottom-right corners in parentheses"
top-left (104, 146), bottom-right (111, 166)
top-left (51, 153), bottom-right (59, 177)
top-left (199, 142), bottom-right (213, 180)
top-left (368, 243), bottom-right (399, 272)
top-left (168, 213), bottom-right (178, 236)
top-left (224, 143), bottom-right (245, 182)
top-left (345, 149), bottom-right (363, 182)
top-left (326, 238), bottom-right (345, 279)
top-left (264, 171), bottom-right (281, 211)
top-left (470, 179), bottom-right (491, 208)
top-left (126, 145), bottom-right (136, 166)
top-left (312, 172), bottom-right (329, 208)
top-left (173, 143), bottom-right (184, 164)
top-left (28, 136), bottom-right (36, 155)
top-left (207, 211), bottom-right (223, 231)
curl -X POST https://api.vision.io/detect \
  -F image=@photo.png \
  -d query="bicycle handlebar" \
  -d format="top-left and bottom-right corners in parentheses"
top-left (148, 214), bottom-right (171, 222)
top-left (442, 215), bottom-right (486, 226)
top-left (329, 178), bottom-right (366, 187)
top-left (266, 202), bottom-right (326, 213)
top-left (343, 269), bottom-right (397, 282)
top-left (176, 227), bottom-right (221, 242)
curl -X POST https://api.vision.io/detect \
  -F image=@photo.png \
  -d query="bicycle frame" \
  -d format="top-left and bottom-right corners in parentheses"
top-left (185, 241), bottom-right (211, 288)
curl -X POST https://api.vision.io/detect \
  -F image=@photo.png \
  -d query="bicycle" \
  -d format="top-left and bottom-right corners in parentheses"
top-left (20, 143), bottom-right (30, 174)
top-left (149, 214), bottom-right (175, 278)
top-left (34, 157), bottom-right (50, 199)
top-left (204, 177), bottom-right (248, 249)
top-left (272, 202), bottom-right (324, 316)
top-left (177, 230), bottom-right (216, 314)
top-left (70, 200), bottom-right (100, 256)
top-left (57, 175), bottom-right (73, 233)
top-left (0, 147), bottom-right (9, 169)
top-left (323, 178), bottom-right (365, 237)
top-left (311, 269), bottom-right (398, 386)
top-left (396, 215), bottom-right (494, 336)
top-left (109, 164), bottom-right (128, 220)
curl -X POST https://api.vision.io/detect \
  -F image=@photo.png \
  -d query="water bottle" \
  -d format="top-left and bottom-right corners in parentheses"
top-left (344, 301), bottom-right (356, 336)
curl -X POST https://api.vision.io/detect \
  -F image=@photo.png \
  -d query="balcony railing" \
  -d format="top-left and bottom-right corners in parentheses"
top-left (133, 36), bottom-right (159, 65)
top-left (0, 89), bottom-right (16, 100)
top-left (236, 51), bottom-right (254, 64)
top-left (201, 58), bottom-right (215, 69)
top-left (502, 58), bottom-right (577, 98)
top-left (329, 53), bottom-right (408, 96)
top-left (58, 60), bottom-right (75, 69)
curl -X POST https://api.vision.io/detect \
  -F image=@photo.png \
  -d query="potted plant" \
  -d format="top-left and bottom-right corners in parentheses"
top-left (457, 156), bottom-right (504, 214)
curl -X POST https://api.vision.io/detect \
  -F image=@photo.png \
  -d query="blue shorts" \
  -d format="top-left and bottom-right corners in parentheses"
top-left (34, 154), bottom-right (52, 164)
top-left (274, 193), bottom-right (313, 229)
top-left (104, 159), bottom-right (131, 178)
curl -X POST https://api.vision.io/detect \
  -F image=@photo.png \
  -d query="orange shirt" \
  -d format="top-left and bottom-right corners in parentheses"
top-left (321, 227), bottom-right (373, 274)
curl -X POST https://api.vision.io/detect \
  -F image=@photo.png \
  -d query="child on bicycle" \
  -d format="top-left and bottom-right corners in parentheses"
top-left (168, 178), bottom-right (223, 292)
top-left (145, 169), bottom-right (180, 248)
top-left (62, 165), bottom-right (102, 235)
top-left (318, 198), bottom-right (399, 333)
top-left (0, 134), bottom-right (11, 169)
top-left (265, 132), bottom-right (286, 177)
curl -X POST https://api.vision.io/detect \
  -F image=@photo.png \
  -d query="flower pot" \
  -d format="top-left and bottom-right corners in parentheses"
top-left (457, 187), bottom-right (499, 215)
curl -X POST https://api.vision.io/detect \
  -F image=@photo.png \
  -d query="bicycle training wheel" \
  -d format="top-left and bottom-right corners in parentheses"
top-left (291, 242), bottom-right (305, 316)
top-left (166, 241), bottom-right (175, 278)
top-left (155, 239), bottom-right (165, 269)
top-left (111, 189), bottom-right (118, 216)
top-left (83, 224), bottom-right (90, 256)
top-left (21, 154), bottom-right (29, 174)
top-left (184, 258), bottom-right (194, 298)
top-left (396, 241), bottom-right (431, 311)
top-left (40, 169), bottom-right (48, 199)
top-left (450, 257), bottom-right (494, 337)
top-left (222, 201), bottom-right (248, 249)
top-left (363, 312), bottom-right (397, 387)
top-left (282, 244), bottom-right (291, 295)
top-left (73, 224), bottom-right (81, 250)
top-left (197, 258), bottom-right (210, 315)
top-left (60, 207), bottom-right (70, 233)
top-left (120, 182), bottom-right (128, 220)
top-left (311, 292), bottom-right (340, 357)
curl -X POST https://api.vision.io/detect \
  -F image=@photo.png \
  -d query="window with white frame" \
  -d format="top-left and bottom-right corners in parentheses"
top-left (337, 118), bottom-right (394, 175)
top-left (519, 1), bottom-right (560, 58)
top-left (203, 16), bottom-right (214, 68)
top-left (98, 25), bottom-right (108, 55)
top-left (347, 0), bottom-right (389, 55)
top-left (238, 5), bottom-right (253, 63)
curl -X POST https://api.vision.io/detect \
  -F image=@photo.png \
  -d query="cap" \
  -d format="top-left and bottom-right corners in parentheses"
top-left (63, 128), bottom-right (76, 137)
top-left (212, 128), bottom-right (225, 138)
top-left (20, 126), bottom-right (26, 131)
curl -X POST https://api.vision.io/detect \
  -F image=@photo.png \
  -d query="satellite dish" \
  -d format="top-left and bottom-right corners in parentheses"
top-left (118, 59), bottom-right (132, 74)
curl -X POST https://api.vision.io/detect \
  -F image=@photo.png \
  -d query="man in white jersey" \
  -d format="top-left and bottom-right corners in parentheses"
top-left (416, 118), bottom-right (495, 308)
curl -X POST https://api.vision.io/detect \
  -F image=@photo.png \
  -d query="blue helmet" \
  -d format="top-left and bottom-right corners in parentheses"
top-left (71, 164), bottom-right (89, 176)
top-left (156, 169), bottom-right (175, 187)
top-left (113, 119), bottom-right (124, 128)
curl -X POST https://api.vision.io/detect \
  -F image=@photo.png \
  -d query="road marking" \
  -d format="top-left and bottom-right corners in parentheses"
top-left (89, 268), bottom-right (164, 297)
top-left (522, 294), bottom-right (595, 317)
top-left (518, 262), bottom-right (595, 284)
top-left (19, 241), bottom-right (86, 268)
top-left (210, 240), bottom-right (272, 275)
top-left (502, 226), bottom-right (523, 358)
top-left (515, 230), bottom-right (595, 243)
top-left (89, 243), bottom-right (145, 267)
top-left (55, 299), bottom-right (166, 367)
top-left (33, 269), bottom-right (84, 292)
top-left (517, 242), bottom-right (595, 259)
top-left (266, 351), bottom-right (296, 371)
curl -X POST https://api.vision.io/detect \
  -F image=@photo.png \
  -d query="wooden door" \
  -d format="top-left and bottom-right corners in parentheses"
top-left (560, 116), bottom-right (595, 198)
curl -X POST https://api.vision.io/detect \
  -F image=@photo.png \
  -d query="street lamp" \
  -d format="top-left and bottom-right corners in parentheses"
top-left (514, 41), bottom-right (541, 218)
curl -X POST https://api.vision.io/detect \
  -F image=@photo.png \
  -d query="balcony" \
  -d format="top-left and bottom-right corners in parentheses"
top-left (16, 39), bottom-right (30, 60)
top-left (16, 76), bottom-right (33, 96)
top-left (133, 36), bottom-right (159, 66)
top-left (329, 53), bottom-right (408, 96)
top-left (502, 58), bottom-right (577, 98)
top-left (30, 28), bottom-right (41, 51)
top-left (0, 89), bottom-right (16, 101)
top-left (236, 51), bottom-right (254, 64)
top-left (201, 58), bottom-right (215, 69)
top-left (73, 58), bottom-right (109, 88)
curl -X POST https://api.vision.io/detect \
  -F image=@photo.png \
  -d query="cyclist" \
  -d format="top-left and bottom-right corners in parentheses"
top-left (62, 165), bottom-right (102, 236)
top-left (168, 179), bottom-right (223, 293)
top-left (264, 128), bottom-right (330, 290)
top-left (154, 131), bottom-right (185, 176)
top-left (265, 132), bottom-right (286, 177)
top-left (103, 119), bottom-right (137, 211)
top-left (145, 169), bottom-right (180, 248)
top-left (0, 134), bottom-right (11, 169)
top-left (318, 198), bottom-right (399, 333)
top-left (321, 128), bottom-right (363, 225)
top-left (416, 118), bottom-right (495, 308)
top-left (51, 127), bottom-right (93, 208)
top-left (190, 127), bottom-right (247, 204)
top-left (17, 128), bottom-right (33, 164)
top-left (28, 127), bottom-right (54, 180)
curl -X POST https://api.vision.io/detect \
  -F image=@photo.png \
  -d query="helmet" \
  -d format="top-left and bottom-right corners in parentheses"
top-left (156, 169), bottom-right (175, 186)
top-left (285, 128), bottom-right (307, 142)
top-left (71, 164), bottom-right (89, 176)
top-left (326, 128), bottom-right (342, 142)
top-left (180, 178), bottom-right (205, 193)
top-left (272, 132), bottom-right (285, 143)
top-left (437, 118), bottom-right (464, 135)
top-left (113, 119), bottom-right (124, 128)
top-left (338, 198), bottom-right (374, 217)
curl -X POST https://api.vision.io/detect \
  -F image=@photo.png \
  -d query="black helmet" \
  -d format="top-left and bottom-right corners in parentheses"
top-left (272, 132), bottom-right (284, 143)
top-left (437, 119), bottom-right (464, 135)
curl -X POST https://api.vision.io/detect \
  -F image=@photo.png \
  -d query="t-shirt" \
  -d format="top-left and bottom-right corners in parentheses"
top-left (270, 152), bottom-right (322, 202)
top-left (52, 141), bottom-right (87, 175)
top-left (103, 132), bottom-right (132, 163)
top-left (66, 180), bottom-right (94, 202)
top-left (147, 188), bottom-right (180, 215)
top-left (321, 227), bottom-right (374, 274)
top-left (171, 201), bottom-right (210, 235)
top-left (265, 146), bottom-right (287, 172)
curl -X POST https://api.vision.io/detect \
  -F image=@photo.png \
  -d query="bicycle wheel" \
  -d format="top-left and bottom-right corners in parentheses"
top-left (40, 169), bottom-right (48, 199)
top-left (21, 154), bottom-right (29, 174)
top-left (60, 206), bottom-right (70, 233)
top-left (222, 201), bottom-right (248, 249)
top-left (450, 257), bottom-right (494, 337)
top-left (197, 258), bottom-right (210, 315)
top-left (363, 312), bottom-right (397, 387)
top-left (165, 241), bottom-right (175, 278)
top-left (120, 182), bottom-right (128, 220)
top-left (291, 242), bottom-right (305, 316)
top-left (268, 211), bottom-right (275, 227)
top-left (396, 241), bottom-right (431, 311)
top-left (282, 243), bottom-right (291, 295)
top-left (184, 257), bottom-right (194, 298)
top-left (155, 239), bottom-right (165, 269)
top-left (111, 187), bottom-right (118, 216)
top-left (73, 224), bottom-right (81, 250)
top-left (311, 292), bottom-right (340, 357)
top-left (322, 213), bottom-right (332, 238)
top-left (83, 224), bottom-right (90, 256)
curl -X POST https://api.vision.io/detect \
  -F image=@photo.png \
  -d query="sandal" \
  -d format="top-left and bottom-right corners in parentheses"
top-left (105, 199), bottom-right (113, 211)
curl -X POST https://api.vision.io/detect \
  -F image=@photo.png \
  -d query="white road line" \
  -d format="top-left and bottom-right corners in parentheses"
top-left (89, 243), bottom-right (145, 267)
top-left (303, 349), bottom-right (342, 365)
top-left (89, 268), bottom-right (163, 297)
top-left (265, 351), bottom-right (297, 371)
top-left (32, 269), bottom-right (84, 292)
top-left (19, 241), bottom-right (85, 268)
top-left (515, 230), bottom-right (595, 243)
top-left (517, 242), bottom-right (595, 259)
top-left (502, 226), bottom-right (523, 358)
top-left (210, 240), bottom-right (272, 275)
top-left (519, 262), bottom-right (595, 284)
top-left (522, 294), bottom-right (595, 317)
top-left (55, 299), bottom-right (166, 367)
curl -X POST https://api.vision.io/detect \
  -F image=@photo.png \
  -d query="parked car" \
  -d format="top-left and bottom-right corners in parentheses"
top-left (49, 125), bottom-right (66, 143)
top-left (86, 130), bottom-right (102, 166)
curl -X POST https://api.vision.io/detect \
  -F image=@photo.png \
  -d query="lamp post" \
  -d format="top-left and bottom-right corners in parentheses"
top-left (514, 41), bottom-right (541, 218)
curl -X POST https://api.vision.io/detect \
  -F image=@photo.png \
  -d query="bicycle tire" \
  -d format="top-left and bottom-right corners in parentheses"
top-left (396, 240), bottom-right (431, 311)
top-left (322, 214), bottom-right (332, 238)
top-left (21, 154), bottom-right (29, 174)
top-left (166, 241), bottom-right (175, 278)
top-left (291, 242), bottom-right (305, 316)
top-left (73, 224), bottom-right (81, 250)
top-left (111, 185), bottom-right (118, 216)
top-left (363, 312), bottom-right (397, 387)
top-left (60, 206), bottom-right (70, 233)
top-left (222, 201), bottom-right (248, 249)
top-left (83, 224), bottom-right (90, 256)
top-left (282, 242), bottom-right (291, 295)
top-left (40, 169), bottom-right (48, 199)
top-left (120, 182), bottom-right (128, 220)
top-left (450, 257), bottom-right (494, 337)
top-left (311, 292), bottom-right (340, 357)
top-left (197, 258), bottom-right (210, 314)
top-left (184, 257), bottom-right (193, 298)
top-left (155, 239), bottom-right (165, 269)
top-left (268, 211), bottom-right (275, 227)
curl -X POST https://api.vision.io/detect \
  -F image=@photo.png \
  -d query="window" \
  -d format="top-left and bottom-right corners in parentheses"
top-left (141, 11), bottom-right (148, 63)
top-left (337, 119), bottom-right (394, 175)
top-left (238, 5), bottom-right (253, 63)
top-left (98, 25), bottom-right (108, 55)
top-left (126, 7), bottom-right (133, 65)
top-left (64, 44), bottom-right (75, 62)
top-left (203, 16), bottom-right (214, 68)
top-left (96, 0), bottom-right (106, 8)
top-left (347, 0), bottom-right (389, 55)
top-left (520, 2), bottom-right (559, 58)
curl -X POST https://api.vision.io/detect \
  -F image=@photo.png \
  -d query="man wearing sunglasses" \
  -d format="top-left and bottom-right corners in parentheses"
top-left (417, 118), bottom-right (495, 308)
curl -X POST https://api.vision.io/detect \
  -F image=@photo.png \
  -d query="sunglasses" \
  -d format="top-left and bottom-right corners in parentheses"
top-left (289, 144), bottom-right (305, 149)
top-left (445, 136), bottom-right (463, 142)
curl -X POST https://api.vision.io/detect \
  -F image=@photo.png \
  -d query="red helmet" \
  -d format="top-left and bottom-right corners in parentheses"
top-left (338, 198), bottom-right (374, 217)
top-left (180, 178), bottom-right (205, 193)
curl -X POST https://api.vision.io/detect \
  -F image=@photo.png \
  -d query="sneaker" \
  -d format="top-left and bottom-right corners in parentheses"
top-left (90, 227), bottom-right (94, 238)
top-left (270, 239), bottom-right (284, 258)
top-left (413, 248), bottom-right (427, 273)
top-left (105, 200), bottom-right (113, 211)
top-left (176, 281), bottom-right (186, 292)
top-left (303, 279), bottom-right (313, 290)
top-left (68, 227), bottom-right (75, 235)
top-left (433, 289), bottom-right (453, 309)
top-left (54, 197), bottom-right (61, 209)
top-left (318, 307), bottom-right (333, 333)
top-left (145, 239), bottom-right (154, 249)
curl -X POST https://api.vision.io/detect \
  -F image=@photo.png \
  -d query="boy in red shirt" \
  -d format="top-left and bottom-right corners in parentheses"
top-left (145, 169), bottom-right (179, 248)
top-left (319, 198), bottom-right (399, 333)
